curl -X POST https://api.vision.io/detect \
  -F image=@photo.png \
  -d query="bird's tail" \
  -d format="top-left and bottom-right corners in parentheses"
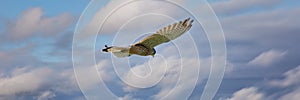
top-left (102, 45), bottom-right (130, 57)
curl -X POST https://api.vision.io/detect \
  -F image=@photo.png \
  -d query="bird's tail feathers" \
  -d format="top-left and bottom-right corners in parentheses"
top-left (102, 45), bottom-right (122, 52)
top-left (102, 45), bottom-right (131, 57)
top-left (102, 45), bottom-right (112, 52)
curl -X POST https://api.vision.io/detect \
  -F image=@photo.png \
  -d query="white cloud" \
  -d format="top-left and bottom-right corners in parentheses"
top-left (82, 0), bottom-right (187, 36)
top-left (225, 61), bottom-right (234, 74)
top-left (51, 69), bottom-right (79, 94)
top-left (0, 65), bottom-right (80, 98)
top-left (0, 67), bottom-right (53, 95)
top-left (224, 87), bottom-right (265, 100)
top-left (248, 50), bottom-right (287, 66)
top-left (153, 57), bottom-right (211, 100)
top-left (120, 56), bottom-right (210, 100)
top-left (37, 91), bottom-right (56, 100)
top-left (118, 94), bottom-right (140, 100)
top-left (75, 60), bottom-right (113, 91)
top-left (267, 65), bottom-right (300, 100)
top-left (269, 65), bottom-right (300, 87)
top-left (8, 7), bottom-right (75, 40)
top-left (279, 87), bottom-right (300, 100)
top-left (122, 56), bottom-right (169, 88)
top-left (223, 65), bottom-right (300, 100)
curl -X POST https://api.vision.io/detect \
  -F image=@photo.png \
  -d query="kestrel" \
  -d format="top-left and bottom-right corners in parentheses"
top-left (102, 18), bottom-right (193, 57)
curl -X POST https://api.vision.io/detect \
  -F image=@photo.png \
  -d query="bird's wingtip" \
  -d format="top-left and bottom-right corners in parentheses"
top-left (185, 17), bottom-right (193, 24)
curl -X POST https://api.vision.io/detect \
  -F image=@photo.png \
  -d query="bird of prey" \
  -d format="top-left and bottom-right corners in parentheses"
top-left (102, 18), bottom-right (194, 57)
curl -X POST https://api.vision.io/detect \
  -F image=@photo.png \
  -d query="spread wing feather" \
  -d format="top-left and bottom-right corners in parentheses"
top-left (135, 18), bottom-right (193, 48)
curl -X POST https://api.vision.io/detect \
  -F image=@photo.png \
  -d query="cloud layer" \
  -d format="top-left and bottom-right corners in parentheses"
top-left (1, 0), bottom-right (300, 100)
top-left (248, 50), bottom-right (287, 66)
top-left (7, 7), bottom-right (75, 40)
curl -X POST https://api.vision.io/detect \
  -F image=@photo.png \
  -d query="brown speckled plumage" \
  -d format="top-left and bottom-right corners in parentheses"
top-left (129, 44), bottom-right (153, 56)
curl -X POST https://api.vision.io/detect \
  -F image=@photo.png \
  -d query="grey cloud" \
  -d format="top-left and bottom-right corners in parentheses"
top-left (278, 87), bottom-right (300, 100)
top-left (219, 7), bottom-right (300, 65)
top-left (0, 43), bottom-right (39, 68)
top-left (208, 3), bottom-right (300, 98)
top-left (221, 8), bottom-right (300, 43)
top-left (219, 64), bottom-right (300, 100)
top-left (269, 65), bottom-right (300, 87)
top-left (5, 7), bottom-right (75, 40)
top-left (222, 87), bottom-right (265, 100)
top-left (266, 65), bottom-right (300, 100)
top-left (212, 0), bottom-right (281, 15)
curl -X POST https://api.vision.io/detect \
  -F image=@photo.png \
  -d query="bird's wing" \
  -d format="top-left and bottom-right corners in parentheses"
top-left (135, 18), bottom-right (193, 48)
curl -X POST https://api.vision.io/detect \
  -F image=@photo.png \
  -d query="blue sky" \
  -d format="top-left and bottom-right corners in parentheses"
top-left (1, 0), bottom-right (300, 100)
